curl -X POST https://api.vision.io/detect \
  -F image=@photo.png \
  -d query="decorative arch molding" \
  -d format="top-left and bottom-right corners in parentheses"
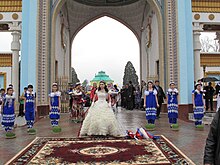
top-left (73, 0), bottom-right (140, 6)
top-left (50, 0), bottom-right (164, 88)
top-left (70, 13), bottom-right (140, 46)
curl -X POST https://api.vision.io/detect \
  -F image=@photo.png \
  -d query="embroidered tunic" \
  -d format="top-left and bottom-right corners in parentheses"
top-left (167, 88), bottom-right (178, 119)
top-left (2, 94), bottom-right (15, 131)
top-left (145, 89), bottom-right (157, 120)
top-left (49, 91), bottom-right (61, 120)
top-left (71, 89), bottom-right (83, 119)
top-left (25, 91), bottom-right (35, 128)
top-left (192, 90), bottom-right (204, 119)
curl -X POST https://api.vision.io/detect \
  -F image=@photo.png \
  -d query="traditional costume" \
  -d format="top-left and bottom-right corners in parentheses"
top-left (145, 89), bottom-right (157, 124)
top-left (109, 88), bottom-right (119, 113)
top-left (49, 91), bottom-right (61, 127)
top-left (2, 94), bottom-right (15, 133)
top-left (71, 83), bottom-right (84, 122)
top-left (167, 86), bottom-right (178, 127)
top-left (25, 91), bottom-right (35, 131)
top-left (192, 87), bottom-right (204, 127)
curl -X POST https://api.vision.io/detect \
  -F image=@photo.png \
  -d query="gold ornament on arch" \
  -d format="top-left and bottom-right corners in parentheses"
top-left (208, 14), bottom-right (215, 20)
top-left (194, 14), bottom-right (200, 20)
top-left (12, 13), bottom-right (18, 20)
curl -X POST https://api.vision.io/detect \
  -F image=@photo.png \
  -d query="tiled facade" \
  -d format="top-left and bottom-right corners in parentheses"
top-left (37, 0), bottom-right (50, 105)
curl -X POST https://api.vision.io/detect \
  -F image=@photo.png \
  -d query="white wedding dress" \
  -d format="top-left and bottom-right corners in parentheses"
top-left (80, 90), bottom-right (121, 136)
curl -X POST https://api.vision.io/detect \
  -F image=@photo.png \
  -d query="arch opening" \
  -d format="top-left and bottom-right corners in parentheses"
top-left (71, 16), bottom-right (140, 87)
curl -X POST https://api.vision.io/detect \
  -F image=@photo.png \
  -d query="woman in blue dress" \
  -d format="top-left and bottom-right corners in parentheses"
top-left (49, 83), bottom-right (61, 132)
top-left (24, 84), bottom-right (36, 134)
top-left (167, 82), bottom-right (179, 129)
top-left (192, 83), bottom-right (206, 128)
top-left (144, 81), bottom-right (159, 130)
top-left (1, 87), bottom-right (16, 138)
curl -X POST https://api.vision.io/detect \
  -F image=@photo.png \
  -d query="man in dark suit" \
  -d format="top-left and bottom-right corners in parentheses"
top-left (155, 80), bottom-right (166, 118)
top-left (126, 81), bottom-right (135, 110)
top-left (204, 82), bottom-right (215, 112)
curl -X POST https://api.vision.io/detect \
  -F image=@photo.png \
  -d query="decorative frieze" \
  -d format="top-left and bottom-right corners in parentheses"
top-left (37, 0), bottom-right (50, 104)
top-left (166, 0), bottom-right (178, 86)
top-left (0, 0), bottom-right (22, 12)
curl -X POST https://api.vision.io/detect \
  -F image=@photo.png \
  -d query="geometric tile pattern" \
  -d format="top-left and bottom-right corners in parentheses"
top-left (166, 0), bottom-right (178, 87)
top-left (37, 0), bottom-right (49, 104)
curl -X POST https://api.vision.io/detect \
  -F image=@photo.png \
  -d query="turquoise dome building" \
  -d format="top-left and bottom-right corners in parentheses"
top-left (90, 71), bottom-right (114, 85)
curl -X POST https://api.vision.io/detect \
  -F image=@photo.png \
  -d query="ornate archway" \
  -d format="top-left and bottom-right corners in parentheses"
top-left (2, 0), bottom-right (198, 118)
top-left (34, 0), bottom-right (164, 104)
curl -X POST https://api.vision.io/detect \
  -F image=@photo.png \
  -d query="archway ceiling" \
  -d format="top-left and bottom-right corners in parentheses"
top-left (65, 0), bottom-right (150, 41)
top-left (74, 0), bottom-right (140, 6)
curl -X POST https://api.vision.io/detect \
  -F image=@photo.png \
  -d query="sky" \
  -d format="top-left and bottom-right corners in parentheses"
top-left (0, 19), bottom-right (217, 87)
top-left (72, 16), bottom-right (140, 87)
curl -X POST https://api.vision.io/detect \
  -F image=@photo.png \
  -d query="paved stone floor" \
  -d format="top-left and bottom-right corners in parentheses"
top-left (0, 108), bottom-right (210, 164)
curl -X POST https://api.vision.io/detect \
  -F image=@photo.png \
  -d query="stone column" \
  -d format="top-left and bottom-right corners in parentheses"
top-left (11, 31), bottom-right (21, 101)
top-left (193, 23), bottom-right (203, 81)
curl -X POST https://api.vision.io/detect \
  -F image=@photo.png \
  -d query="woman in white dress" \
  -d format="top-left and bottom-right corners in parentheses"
top-left (80, 81), bottom-right (120, 137)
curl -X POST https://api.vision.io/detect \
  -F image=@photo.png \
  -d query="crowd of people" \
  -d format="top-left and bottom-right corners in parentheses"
top-left (0, 84), bottom-right (37, 138)
top-left (195, 79), bottom-right (220, 112)
top-left (121, 80), bottom-right (166, 118)
top-left (0, 83), bottom-right (67, 137)
top-left (119, 79), bottom-right (220, 131)
top-left (0, 79), bottom-right (220, 139)
top-left (1, 80), bottom-right (220, 164)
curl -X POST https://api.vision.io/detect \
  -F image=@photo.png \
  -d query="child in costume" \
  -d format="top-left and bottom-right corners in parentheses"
top-left (71, 82), bottom-right (84, 123)
top-left (192, 83), bottom-right (206, 129)
top-left (167, 82), bottom-right (179, 130)
top-left (1, 87), bottom-right (16, 138)
top-left (144, 80), bottom-right (159, 130)
top-left (24, 84), bottom-right (36, 134)
top-left (49, 83), bottom-right (61, 132)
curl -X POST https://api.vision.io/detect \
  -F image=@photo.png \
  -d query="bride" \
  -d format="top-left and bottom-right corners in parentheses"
top-left (80, 81), bottom-right (120, 137)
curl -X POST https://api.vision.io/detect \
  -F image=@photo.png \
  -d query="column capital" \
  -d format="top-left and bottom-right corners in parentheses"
top-left (11, 31), bottom-right (21, 36)
top-left (8, 22), bottom-right (22, 32)
top-left (193, 22), bottom-right (203, 32)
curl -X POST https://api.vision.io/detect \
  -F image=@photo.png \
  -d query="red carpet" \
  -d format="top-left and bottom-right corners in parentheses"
top-left (6, 136), bottom-right (195, 165)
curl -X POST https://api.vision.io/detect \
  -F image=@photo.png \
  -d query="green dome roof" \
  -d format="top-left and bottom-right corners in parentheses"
top-left (90, 71), bottom-right (113, 83)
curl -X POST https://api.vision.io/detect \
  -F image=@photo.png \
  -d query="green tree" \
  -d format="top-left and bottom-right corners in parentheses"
top-left (71, 67), bottom-right (80, 85)
top-left (82, 79), bottom-right (88, 87)
top-left (123, 61), bottom-right (139, 86)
